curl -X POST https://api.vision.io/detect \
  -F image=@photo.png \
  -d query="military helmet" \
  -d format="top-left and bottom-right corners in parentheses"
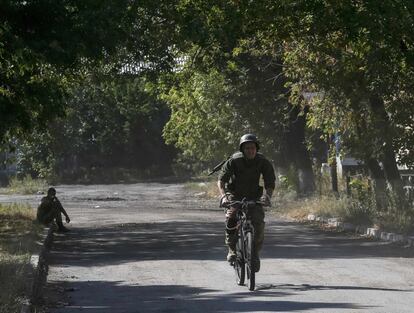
top-left (239, 133), bottom-right (260, 151)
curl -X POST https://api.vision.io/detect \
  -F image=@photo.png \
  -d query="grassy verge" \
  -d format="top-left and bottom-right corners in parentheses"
top-left (0, 175), bottom-right (48, 195)
top-left (0, 203), bottom-right (42, 312)
top-left (275, 193), bottom-right (372, 223)
top-left (274, 191), bottom-right (414, 234)
top-left (184, 179), bottom-right (219, 198)
top-left (185, 178), bottom-right (414, 234)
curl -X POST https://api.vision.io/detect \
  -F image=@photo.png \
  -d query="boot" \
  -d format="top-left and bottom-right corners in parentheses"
top-left (57, 226), bottom-right (70, 233)
top-left (56, 221), bottom-right (70, 233)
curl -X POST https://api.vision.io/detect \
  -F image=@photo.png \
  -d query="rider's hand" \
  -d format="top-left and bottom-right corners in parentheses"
top-left (65, 216), bottom-right (71, 223)
top-left (260, 194), bottom-right (271, 207)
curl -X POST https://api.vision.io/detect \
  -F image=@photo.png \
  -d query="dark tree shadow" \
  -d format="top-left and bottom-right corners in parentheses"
top-left (49, 220), bottom-right (414, 269)
top-left (49, 221), bottom-right (226, 267)
top-left (43, 219), bottom-right (414, 312)
top-left (256, 283), bottom-right (412, 293)
top-left (263, 221), bottom-right (414, 259)
top-left (43, 280), bottom-right (372, 313)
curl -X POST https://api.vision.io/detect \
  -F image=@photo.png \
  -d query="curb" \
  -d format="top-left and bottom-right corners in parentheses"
top-left (307, 214), bottom-right (414, 248)
top-left (20, 226), bottom-right (55, 313)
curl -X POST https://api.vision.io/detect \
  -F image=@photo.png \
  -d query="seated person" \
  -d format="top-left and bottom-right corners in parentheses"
top-left (37, 187), bottom-right (71, 232)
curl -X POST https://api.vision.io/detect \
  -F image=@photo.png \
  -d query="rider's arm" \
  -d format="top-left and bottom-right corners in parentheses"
top-left (218, 158), bottom-right (234, 196)
top-left (262, 159), bottom-right (276, 198)
top-left (217, 180), bottom-right (226, 197)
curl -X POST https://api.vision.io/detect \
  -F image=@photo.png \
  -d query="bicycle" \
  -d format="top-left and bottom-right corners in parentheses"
top-left (222, 198), bottom-right (266, 291)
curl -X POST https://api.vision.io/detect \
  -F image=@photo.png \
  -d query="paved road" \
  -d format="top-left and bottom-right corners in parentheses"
top-left (2, 183), bottom-right (414, 312)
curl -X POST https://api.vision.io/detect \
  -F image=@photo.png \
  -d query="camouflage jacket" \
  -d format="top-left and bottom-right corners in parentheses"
top-left (218, 152), bottom-right (275, 199)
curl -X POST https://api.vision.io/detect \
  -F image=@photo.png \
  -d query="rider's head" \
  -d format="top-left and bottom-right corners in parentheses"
top-left (239, 134), bottom-right (259, 160)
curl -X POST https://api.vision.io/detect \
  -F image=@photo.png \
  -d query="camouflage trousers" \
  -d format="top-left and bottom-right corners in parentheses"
top-left (37, 206), bottom-right (63, 227)
top-left (225, 204), bottom-right (265, 256)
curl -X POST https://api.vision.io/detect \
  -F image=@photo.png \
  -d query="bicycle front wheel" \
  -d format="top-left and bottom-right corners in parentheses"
top-left (234, 231), bottom-right (245, 285)
top-left (245, 231), bottom-right (255, 291)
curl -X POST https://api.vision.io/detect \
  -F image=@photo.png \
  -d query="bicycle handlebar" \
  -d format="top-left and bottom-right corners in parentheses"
top-left (221, 198), bottom-right (269, 208)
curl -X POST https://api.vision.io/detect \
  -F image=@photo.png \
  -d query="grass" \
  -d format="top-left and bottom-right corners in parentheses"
top-left (0, 203), bottom-right (42, 312)
top-left (184, 179), bottom-right (219, 198)
top-left (274, 191), bottom-right (414, 234)
top-left (0, 175), bottom-right (48, 195)
top-left (186, 177), bottom-right (414, 234)
top-left (275, 194), bottom-right (373, 224)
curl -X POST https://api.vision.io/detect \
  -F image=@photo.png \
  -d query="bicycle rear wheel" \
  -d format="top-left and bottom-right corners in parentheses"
top-left (234, 230), bottom-right (245, 285)
top-left (245, 231), bottom-right (255, 291)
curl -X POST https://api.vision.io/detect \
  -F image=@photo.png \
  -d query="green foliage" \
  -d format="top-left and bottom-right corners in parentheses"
top-left (163, 70), bottom-right (237, 162)
top-left (276, 0), bottom-right (414, 168)
top-left (5, 176), bottom-right (47, 195)
top-left (162, 2), bottom-right (295, 171)
top-left (3, 0), bottom-right (414, 207)
top-left (313, 194), bottom-right (376, 226)
top-left (155, 2), bottom-right (320, 198)
top-left (278, 175), bottom-right (292, 191)
top-left (349, 176), bottom-right (372, 202)
top-left (0, 203), bottom-right (35, 222)
top-left (377, 209), bottom-right (414, 234)
top-left (1, 1), bottom-right (179, 142)
top-left (277, 169), bottom-right (298, 192)
top-left (277, 195), bottom-right (376, 226)
top-left (184, 180), bottom-right (219, 198)
top-left (15, 73), bottom-right (175, 182)
top-left (341, 198), bottom-right (376, 226)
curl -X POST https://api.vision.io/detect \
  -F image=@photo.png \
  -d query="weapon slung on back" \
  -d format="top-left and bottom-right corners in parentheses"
top-left (208, 159), bottom-right (228, 176)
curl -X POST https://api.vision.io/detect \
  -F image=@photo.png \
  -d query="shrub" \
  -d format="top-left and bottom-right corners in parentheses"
top-left (6, 175), bottom-right (47, 195)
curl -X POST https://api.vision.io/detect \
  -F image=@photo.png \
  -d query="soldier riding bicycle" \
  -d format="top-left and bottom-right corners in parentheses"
top-left (217, 134), bottom-right (275, 272)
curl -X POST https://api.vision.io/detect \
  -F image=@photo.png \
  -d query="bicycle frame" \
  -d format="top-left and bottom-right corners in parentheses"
top-left (226, 198), bottom-right (262, 290)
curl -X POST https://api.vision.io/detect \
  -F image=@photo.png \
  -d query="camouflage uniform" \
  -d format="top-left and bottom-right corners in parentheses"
top-left (219, 151), bottom-right (275, 255)
top-left (37, 195), bottom-right (69, 230)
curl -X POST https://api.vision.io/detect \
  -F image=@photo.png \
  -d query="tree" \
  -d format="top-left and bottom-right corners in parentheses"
top-left (251, 0), bottom-right (414, 205)
top-left (163, 1), bottom-right (316, 192)
top-left (1, 1), bottom-right (178, 142)
top-left (16, 72), bottom-right (175, 181)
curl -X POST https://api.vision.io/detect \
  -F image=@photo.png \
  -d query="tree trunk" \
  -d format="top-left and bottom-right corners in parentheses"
top-left (330, 156), bottom-right (338, 193)
top-left (368, 95), bottom-right (406, 210)
top-left (366, 158), bottom-right (387, 211)
top-left (273, 149), bottom-right (289, 188)
top-left (287, 105), bottom-right (315, 195)
top-left (327, 134), bottom-right (338, 194)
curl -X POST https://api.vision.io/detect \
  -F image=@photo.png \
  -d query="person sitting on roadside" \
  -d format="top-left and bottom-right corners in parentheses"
top-left (37, 187), bottom-right (71, 232)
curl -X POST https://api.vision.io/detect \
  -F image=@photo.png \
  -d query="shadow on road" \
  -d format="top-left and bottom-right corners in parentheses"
top-left (50, 220), bottom-right (414, 269)
top-left (264, 221), bottom-right (414, 259)
top-left (50, 221), bottom-right (226, 267)
top-left (256, 283), bottom-right (412, 293)
top-left (44, 280), bottom-right (371, 313)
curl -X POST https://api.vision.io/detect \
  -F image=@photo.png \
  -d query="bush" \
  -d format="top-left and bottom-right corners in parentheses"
top-left (184, 179), bottom-right (219, 198)
top-left (375, 209), bottom-right (414, 234)
top-left (6, 175), bottom-right (47, 195)
top-left (277, 165), bottom-right (299, 193)
top-left (275, 194), bottom-right (376, 225)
